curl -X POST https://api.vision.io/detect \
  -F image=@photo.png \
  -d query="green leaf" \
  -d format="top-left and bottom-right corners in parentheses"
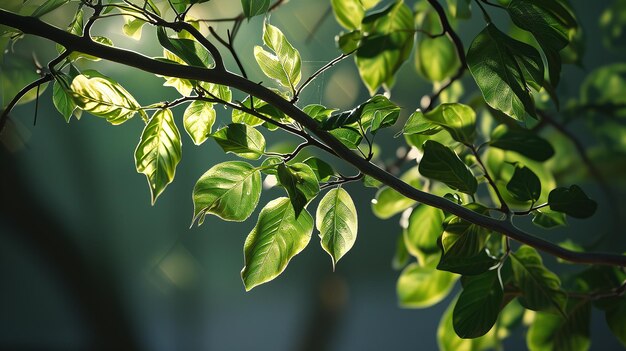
top-left (123, 17), bottom-right (146, 40)
top-left (52, 78), bottom-right (77, 123)
top-left (361, 95), bottom-right (401, 133)
top-left (403, 109), bottom-right (442, 136)
top-left (447, 0), bottom-right (471, 19)
top-left (419, 140), bottom-right (478, 194)
top-left (192, 161), bottom-right (262, 223)
top-left (241, 197), bottom-right (313, 291)
top-left (0, 55), bottom-right (49, 108)
top-left (232, 96), bottom-right (281, 127)
top-left (453, 270), bottom-right (504, 338)
top-left (511, 245), bottom-right (567, 314)
top-left (527, 299), bottom-right (591, 351)
top-left (356, 1), bottom-right (414, 94)
top-left (606, 297), bottom-right (626, 347)
top-left (330, 127), bottom-right (363, 149)
top-left (532, 209), bottom-right (567, 229)
top-left (183, 100), bottom-right (215, 145)
top-left (422, 103), bottom-right (476, 144)
top-left (212, 123), bottom-right (266, 160)
top-left (507, 164), bottom-right (541, 202)
top-left (414, 7), bottom-right (461, 82)
top-left (276, 162), bottom-right (320, 217)
top-left (467, 24), bottom-right (543, 121)
top-left (397, 263), bottom-right (458, 308)
top-left (31, 0), bottom-right (70, 18)
top-left (254, 23), bottom-right (302, 92)
top-left (438, 296), bottom-right (498, 351)
top-left (303, 104), bottom-right (337, 122)
top-left (134, 109), bottom-right (182, 204)
top-left (372, 167), bottom-right (421, 219)
top-left (241, 0), bottom-right (270, 18)
top-left (437, 205), bottom-right (498, 275)
top-left (403, 205), bottom-right (444, 261)
top-left (331, 0), bottom-right (365, 30)
top-left (320, 107), bottom-right (363, 130)
top-left (316, 188), bottom-right (358, 269)
top-left (548, 185), bottom-right (597, 219)
top-left (508, 0), bottom-right (574, 87)
top-left (302, 157), bottom-right (336, 182)
top-left (157, 27), bottom-right (212, 68)
top-left (70, 73), bottom-right (141, 125)
top-left (337, 30), bottom-right (362, 54)
top-left (600, 0), bottom-right (626, 50)
top-left (490, 124), bottom-right (555, 161)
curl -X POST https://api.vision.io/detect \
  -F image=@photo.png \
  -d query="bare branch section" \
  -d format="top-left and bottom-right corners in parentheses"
top-left (1, 10), bottom-right (625, 267)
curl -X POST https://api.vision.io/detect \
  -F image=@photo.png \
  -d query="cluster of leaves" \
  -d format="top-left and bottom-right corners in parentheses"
top-left (1, 0), bottom-right (626, 350)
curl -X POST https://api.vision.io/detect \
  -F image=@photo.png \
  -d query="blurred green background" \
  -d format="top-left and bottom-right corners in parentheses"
top-left (1, 0), bottom-right (625, 350)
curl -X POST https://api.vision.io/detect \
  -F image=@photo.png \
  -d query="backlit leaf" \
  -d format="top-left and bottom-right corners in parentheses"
top-left (316, 188), bottom-right (358, 268)
top-left (212, 123), bottom-right (266, 160)
top-left (134, 109), bottom-right (182, 204)
top-left (276, 162), bottom-right (320, 217)
top-left (397, 263), bottom-right (458, 308)
top-left (192, 161), bottom-right (262, 223)
top-left (241, 197), bottom-right (313, 290)
top-left (356, 1), bottom-right (414, 94)
top-left (70, 73), bottom-right (141, 125)
top-left (241, 0), bottom-right (270, 18)
top-left (183, 100), bottom-right (215, 145)
top-left (507, 164), bottom-right (541, 202)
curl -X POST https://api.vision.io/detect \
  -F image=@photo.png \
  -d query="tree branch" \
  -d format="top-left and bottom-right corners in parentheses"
top-left (1, 10), bottom-right (625, 267)
top-left (421, 0), bottom-right (468, 112)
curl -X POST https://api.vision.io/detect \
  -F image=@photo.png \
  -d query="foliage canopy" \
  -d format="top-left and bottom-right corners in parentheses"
top-left (1, 0), bottom-right (626, 349)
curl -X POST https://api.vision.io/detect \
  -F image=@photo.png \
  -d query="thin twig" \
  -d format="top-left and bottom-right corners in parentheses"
top-left (0, 74), bottom-right (53, 134)
top-left (292, 51), bottom-right (353, 103)
top-left (468, 143), bottom-right (510, 213)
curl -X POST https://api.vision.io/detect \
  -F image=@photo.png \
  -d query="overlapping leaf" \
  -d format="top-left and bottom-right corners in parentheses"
top-left (241, 197), bottom-right (313, 291)
top-left (467, 24), bottom-right (543, 120)
top-left (192, 161), bottom-right (262, 223)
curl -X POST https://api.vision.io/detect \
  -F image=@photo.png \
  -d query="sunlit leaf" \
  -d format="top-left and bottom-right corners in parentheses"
top-left (331, 0), bottom-right (365, 30)
top-left (438, 296), bottom-right (498, 351)
top-left (241, 197), bottom-right (313, 291)
top-left (183, 100), bottom-right (215, 145)
top-left (52, 76), bottom-right (77, 123)
top-left (403, 204), bottom-right (444, 261)
top-left (397, 263), bottom-right (458, 308)
top-left (302, 157), bottom-right (336, 182)
top-left (532, 209), bottom-right (567, 229)
top-left (421, 103), bottom-right (476, 144)
top-left (70, 73), bottom-right (141, 125)
top-left (276, 162), bottom-right (319, 217)
top-left (134, 109), bottom-right (182, 204)
top-left (254, 22), bottom-right (302, 92)
top-left (192, 161), bottom-right (262, 223)
top-left (316, 187), bottom-right (358, 269)
top-left (212, 123), bottom-right (266, 160)
top-left (372, 167), bottom-right (421, 219)
top-left (157, 27), bottom-right (212, 68)
top-left (355, 1), bottom-right (413, 94)
top-left (527, 298), bottom-right (591, 351)
top-left (241, 0), bottom-right (270, 18)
